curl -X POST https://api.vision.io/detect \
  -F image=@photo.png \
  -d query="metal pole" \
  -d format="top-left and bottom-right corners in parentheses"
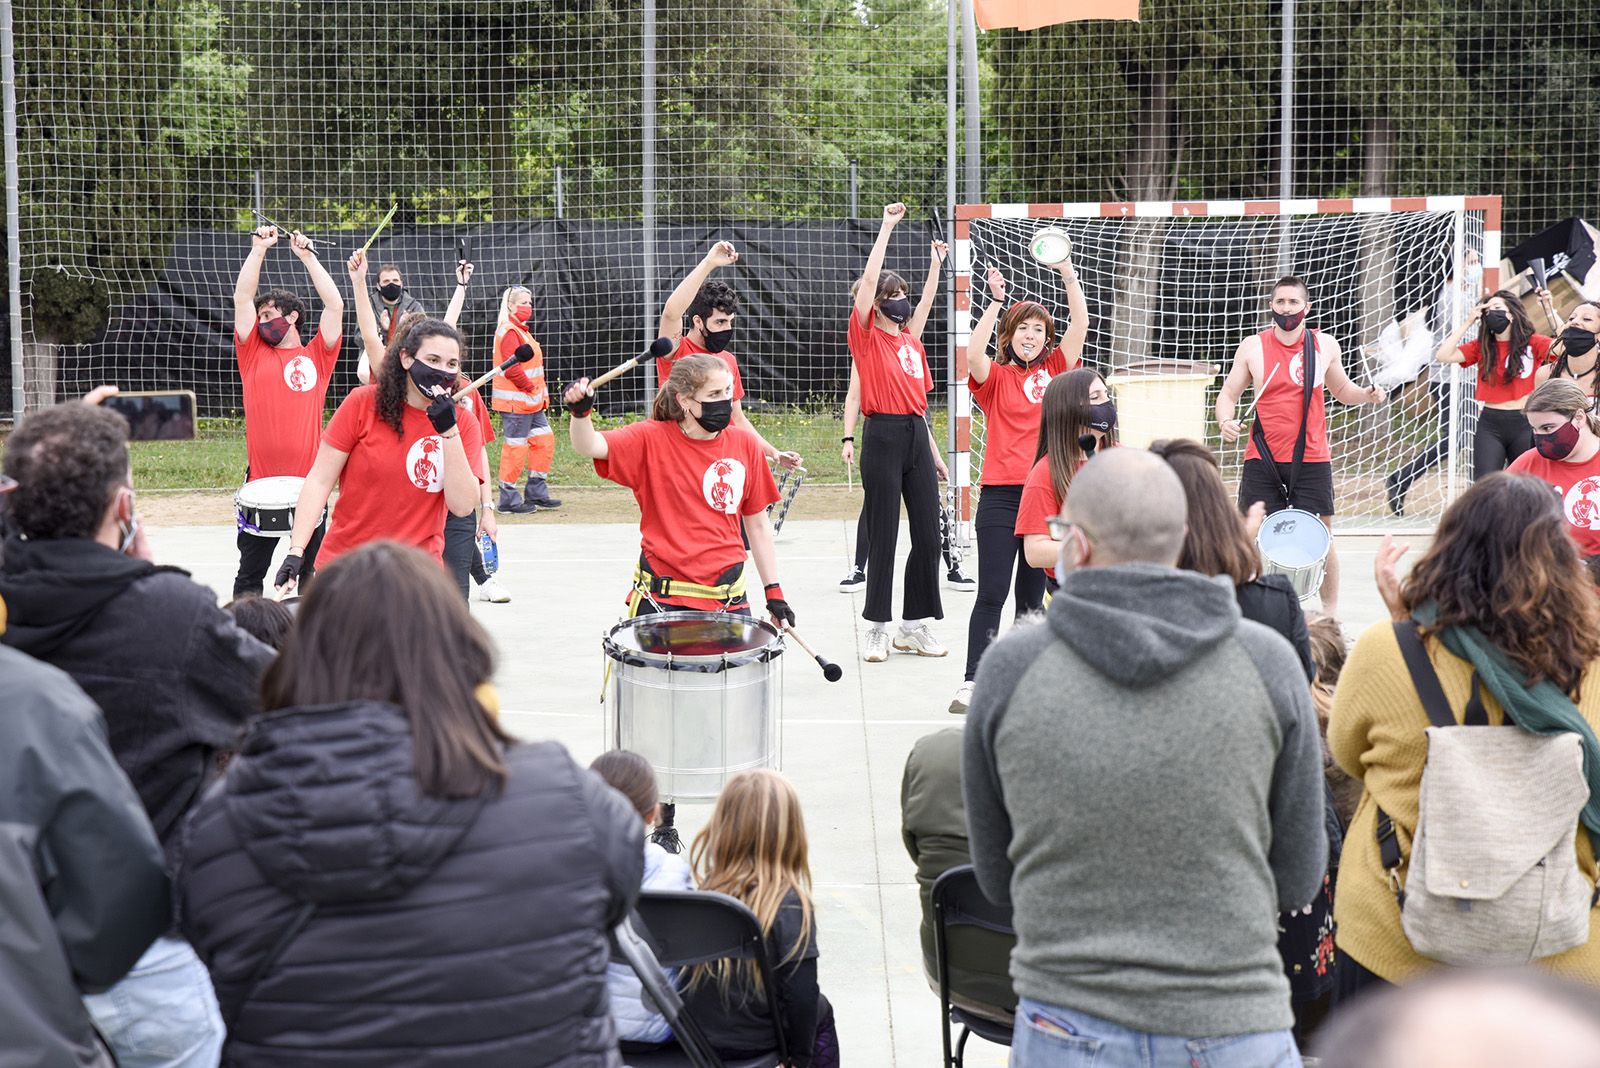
top-left (252, 169), bottom-right (263, 218)
top-left (641, 0), bottom-right (657, 399)
top-left (1276, 0), bottom-right (1295, 273)
top-left (961, 0), bottom-right (981, 203)
top-left (945, 0), bottom-right (958, 486)
top-left (3, 0), bottom-right (22, 419)
top-left (848, 159), bottom-right (858, 220)
top-left (554, 165), bottom-right (564, 219)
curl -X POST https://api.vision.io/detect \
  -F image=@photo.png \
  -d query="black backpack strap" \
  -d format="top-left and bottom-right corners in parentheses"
top-left (1287, 329), bottom-right (1316, 497)
top-left (1392, 621), bottom-right (1457, 729)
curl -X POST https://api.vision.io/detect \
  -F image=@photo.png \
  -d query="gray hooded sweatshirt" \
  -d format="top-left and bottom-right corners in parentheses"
top-left (962, 563), bottom-right (1325, 1037)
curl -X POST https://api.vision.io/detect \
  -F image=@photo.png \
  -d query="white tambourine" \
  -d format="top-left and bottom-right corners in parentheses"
top-left (1029, 226), bottom-right (1074, 266)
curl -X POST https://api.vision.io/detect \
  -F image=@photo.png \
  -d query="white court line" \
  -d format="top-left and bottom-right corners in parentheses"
top-left (500, 710), bottom-right (961, 727)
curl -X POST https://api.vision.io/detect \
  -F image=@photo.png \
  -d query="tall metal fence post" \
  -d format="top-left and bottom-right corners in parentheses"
top-left (3, 0), bottom-right (23, 419)
top-left (641, 0), bottom-right (658, 400)
top-left (1277, 0), bottom-right (1296, 271)
top-left (554, 165), bottom-right (565, 219)
top-left (944, 0), bottom-right (959, 500)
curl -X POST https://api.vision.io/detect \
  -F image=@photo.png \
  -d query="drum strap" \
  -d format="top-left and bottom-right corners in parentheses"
top-left (629, 557), bottom-right (748, 611)
top-left (1250, 329), bottom-right (1317, 500)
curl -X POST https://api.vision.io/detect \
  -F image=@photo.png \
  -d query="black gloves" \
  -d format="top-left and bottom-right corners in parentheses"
top-left (567, 388), bottom-right (596, 418)
top-left (274, 553), bottom-right (303, 590)
top-left (426, 393), bottom-right (458, 434)
top-left (764, 583), bottom-right (796, 628)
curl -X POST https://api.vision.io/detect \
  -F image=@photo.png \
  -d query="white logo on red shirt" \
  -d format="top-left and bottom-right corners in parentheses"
top-left (283, 355), bottom-right (317, 393)
top-left (1520, 346), bottom-right (1535, 379)
top-left (702, 457), bottom-right (747, 515)
top-left (1023, 368), bottom-right (1052, 404)
top-left (406, 435), bottom-right (445, 493)
top-left (897, 343), bottom-right (923, 379)
top-left (1289, 352), bottom-right (1305, 387)
top-left (1564, 477), bottom-right (1600, 530)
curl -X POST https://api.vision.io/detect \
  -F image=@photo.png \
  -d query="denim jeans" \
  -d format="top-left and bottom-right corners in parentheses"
top-left (1011, 998), bottom-right (1302, 1068)
top-left (82, 936), bottom-right (224, 1068)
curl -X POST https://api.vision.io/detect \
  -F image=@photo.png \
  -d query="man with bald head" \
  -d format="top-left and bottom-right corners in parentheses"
top-left (962, 448), bottom-right (1326, 1066)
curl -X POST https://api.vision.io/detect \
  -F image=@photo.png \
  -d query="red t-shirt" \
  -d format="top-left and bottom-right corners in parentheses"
top-left (317, 386), bottom-right (484, 566)
top-left (236, 327), bottom-right (340, 478)
top-left (455, 379), bottom-right (496, 483)
top-left (1459, 334), bottom-right (1555, 404)
top-left (971, 350), bottom-right (1070, 485)
top-left (1244, 328), bottom-right (1330, 465)
top-left (849, 312), bottom-right (933, 416)
top-left (595, 420), bottom-right (779, 610)
top-left (656, 335), bottom-right (745, 402)
top-left (1509, 445), bottom-right (1600, 558)
top-left (1016, 453), bottom-right (1084, 580)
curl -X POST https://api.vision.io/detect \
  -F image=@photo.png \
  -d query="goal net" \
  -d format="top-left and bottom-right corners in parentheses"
top-left (951, 197), bottom-right (1501, 535)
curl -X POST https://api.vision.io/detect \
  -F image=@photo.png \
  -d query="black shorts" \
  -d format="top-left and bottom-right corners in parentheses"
top-left (1238, 458), bottom-right (1336, 517)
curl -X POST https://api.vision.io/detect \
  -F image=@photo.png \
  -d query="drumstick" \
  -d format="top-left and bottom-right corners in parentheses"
top-left (358, 203), bottom-right (400, 255)
top-left (453, 344), bottom-right (540, 401)
top-left (781, 623), bottom-right (843, 682)
top-left (587, 337), bottom-right (676, 392)
top-left (251, 209), bottom-right (317, 252)
top-left (1236, 363), bottom-right (1280, 426)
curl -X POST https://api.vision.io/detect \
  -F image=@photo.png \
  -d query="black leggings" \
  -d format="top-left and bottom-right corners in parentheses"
top-left (442, 510), bottom-right (490, 602)
top-left (859, 414), bottom-right (942, 624)
top-left (1388, 382), bottom-right (1449, 500)
top-left (1474, 405), bottom-right (1533, 480)
top-left (964, 485), bottom-right (1045, 681)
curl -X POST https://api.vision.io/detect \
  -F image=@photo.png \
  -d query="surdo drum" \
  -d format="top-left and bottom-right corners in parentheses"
top-left (234, 476), bottom-right (320, 538)
top-left (1256, 508), bottom-right (1331, 601)
top-left (604, 611), bottom-right (783, 801)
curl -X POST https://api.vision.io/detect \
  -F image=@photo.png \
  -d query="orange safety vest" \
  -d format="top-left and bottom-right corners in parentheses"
top-left (490, 322), bottom-right (548, 414)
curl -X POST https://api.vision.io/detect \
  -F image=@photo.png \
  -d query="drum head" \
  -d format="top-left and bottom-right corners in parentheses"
top-left (1257, 509), bottom-right (1330, 567)
top-left (605, 611), bottom-right (782, 672)
top-left (1029, 226), bottom-right (1073, 266)
top-left (237, 475), bottom-right (307, 508)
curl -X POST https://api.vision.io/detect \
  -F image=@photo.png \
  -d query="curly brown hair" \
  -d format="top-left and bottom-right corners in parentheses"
top-left (1401, 472), bottom-right (1600, 696)
top-left (1148, 438), bottom-right (1257, 586)
top-left (2, 402), bottom-right (129, 540)
top-left (376, 316), bottom-right (463, 437)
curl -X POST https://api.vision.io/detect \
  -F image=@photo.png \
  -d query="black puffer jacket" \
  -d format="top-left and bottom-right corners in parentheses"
top-left (178, 700), bottom-right (643, 1067)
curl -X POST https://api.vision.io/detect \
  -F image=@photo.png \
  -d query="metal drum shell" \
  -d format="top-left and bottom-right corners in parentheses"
top-left (234, 476), bottom-right (310, 538)
top-left (1256, 508), bottom-right (1330, 601)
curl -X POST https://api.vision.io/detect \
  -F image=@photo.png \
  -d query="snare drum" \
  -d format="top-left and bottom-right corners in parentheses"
top-left (235, 476), bottom-right (316, 538)
top-left (1257, 508), bottom-right (1330, 601)
top-left (603, 611), bottom-right (783, 801)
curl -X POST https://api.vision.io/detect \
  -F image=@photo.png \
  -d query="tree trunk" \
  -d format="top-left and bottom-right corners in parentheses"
top-left (22, 340), bottom-right (58, 410)
top-left (1354, 114), bottom-right (1400, 449)
top-left (1111, 63), bottom-right (1178, 373)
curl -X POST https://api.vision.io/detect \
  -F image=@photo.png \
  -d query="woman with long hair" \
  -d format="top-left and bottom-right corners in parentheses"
top-left (492, 285), bottom-right (561, 513)
top-left (274, 316), bottom-right (482, 595)
top-left (1330, 473), bottom-right (1600, 994)
top-left (1433, 288), bottom-right (1554, 478)
top-left (1510, 377), bottom-right (1600, 573)
top-left (180, 542), bottom-right (643, 1065)
top-left (1013, 369), bottom-right (1119, 587)
top-left (950, 261), bottom-right (1088, 714)
top-left (682, 770), bottom-right (837, 1068)
top-left (1537, 300), bottom-right (1600, 408)
top-left (564, 355), bottom-right (792, 626)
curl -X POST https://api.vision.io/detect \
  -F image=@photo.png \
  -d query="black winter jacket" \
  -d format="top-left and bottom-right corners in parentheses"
top-left (0, 536), bottom-right (273, 866)
top-left (0, 645), bottom-right (171, 1068)
top-left (178, 700), bottom-right (644, 1067)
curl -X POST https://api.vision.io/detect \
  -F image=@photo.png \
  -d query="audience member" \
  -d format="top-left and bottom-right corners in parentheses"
top-left (224, 593), bottom-right (294, 650)
top-left (683, 770), bottom-right (839, 1068)
top-left (1329, 472), bottom-right (1600, 995)
top-left (963, 447), bottom-right (1325, 1065)
top-left (590, 749), bottom-right (694, 1046)
top-left (178, 541), bottom-right (642, 1066)
top-left (0, 402), bottom-right (273, 1066)
top-left (0, 636), bottom-right (171, 1068)
top-left (900, 727), bottom-right (1015, 1021)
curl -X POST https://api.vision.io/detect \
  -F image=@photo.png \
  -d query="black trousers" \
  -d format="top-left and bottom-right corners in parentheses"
top-left (964, 485), bottom-right (1045, 681)
top-left (1474, 404), bottom-right (1533, 480)
top-left (860, 414), bottom-right (942, 624)
top-left (443, 510), bottom-right (491, 602)
top-left (234, 518), bottom-right (325, 598)
top-left (853, 499), bottom-right (959, 572)
top-left (1388, 382), bottom-right (1450, 500)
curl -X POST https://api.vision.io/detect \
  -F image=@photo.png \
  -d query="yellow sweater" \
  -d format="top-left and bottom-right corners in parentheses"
top-left (1329, 620), bottom-right (1600, 983)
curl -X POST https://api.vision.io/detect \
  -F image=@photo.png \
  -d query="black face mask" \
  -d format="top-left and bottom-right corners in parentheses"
top-left (1561, 326), bottom-right (1598, 358)
top-left (408, 359), bottom-right (457, 396)
top-left (378, 282), bottom-right (405, 303)
top-left (257, 315), bottom-right (291, 346)
top-left (1271, 309), bottom-right (1306, 332)
top-left (880, 297), bottom-right (912, 325)
top-left (1482, 309), bottom-right (1511, 334)
top-left (1085, 400), bottom-right (1118, 434)
top-left (700, 326), bottom-right (734, 354)
top-left (693, 398), bottom-right (733, 433)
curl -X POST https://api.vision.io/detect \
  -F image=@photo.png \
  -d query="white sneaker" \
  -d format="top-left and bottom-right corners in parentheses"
top-left (945, 566), bottom-right (977, 592)
top-left (893, 622), bottom-right (949, 657)
top-left (863, 627), bottom-right (890, 663)
top-left (949, 680), bottom-right (974, 715)
top-left (838, 566), bottom-right (866, 593)
top-left (475, 576), bottom-right (511, 603)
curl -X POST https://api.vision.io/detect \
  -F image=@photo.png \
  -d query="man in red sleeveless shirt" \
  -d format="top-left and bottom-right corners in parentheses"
top-left (1216, 276), bottom-right (1386, 616)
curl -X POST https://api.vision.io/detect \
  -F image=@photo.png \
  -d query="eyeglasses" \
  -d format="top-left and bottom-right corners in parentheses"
top-left (1046, 516), bottom-right (1095, 544)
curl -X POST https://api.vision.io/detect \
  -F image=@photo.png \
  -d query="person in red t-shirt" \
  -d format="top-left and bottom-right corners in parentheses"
top-left (1217, 275), bottom-right (1387, 617)
top-left (230, 225), bottom-right (346, 598)
top-left (1015, 369), bottom-right (1119, 584)
top-left (1435, 287), bottom-right (1556, 480)
top-left (1536, 300), bottom-right (1600, 408)
top-left (657, 240), bottom-right (801, 472)
top-left (562, 355), bottom-right (793, 627)
top-left (950, 260), bottom-right (1089, 713)
top-left (1511, 379), bottom-right (1600, 572)
top-left (272, 319), bottom-right (482, 596)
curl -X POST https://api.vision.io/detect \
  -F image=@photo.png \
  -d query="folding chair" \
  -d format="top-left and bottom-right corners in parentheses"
top-left (931, 864), bottom-right (1017, 1068)
top-left (622, 890), bottom-right (788, 1068)
top-left (613, 915), bottom-right (725, 1068)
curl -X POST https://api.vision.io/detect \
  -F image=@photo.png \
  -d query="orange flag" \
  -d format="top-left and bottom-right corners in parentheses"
top-left (973, 0), bottom-right (1139, 31)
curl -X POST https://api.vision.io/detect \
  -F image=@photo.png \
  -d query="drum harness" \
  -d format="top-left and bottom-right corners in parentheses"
top-left (1250, 328), bottom-right (1318, 503)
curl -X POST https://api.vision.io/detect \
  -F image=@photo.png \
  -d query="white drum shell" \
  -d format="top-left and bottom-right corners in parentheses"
top-left (234, 476), bottom-right (308, 538)
top-left (1257, 508), bottom-right (1331, 601)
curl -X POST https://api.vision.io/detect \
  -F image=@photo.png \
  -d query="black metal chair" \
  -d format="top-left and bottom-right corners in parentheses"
top-left (613, 915), bottom-right (725, 1068)
top-left (618, 890), bottom-right (788, 1068)
top-left (931, 864), bottom-right (1017, 1068)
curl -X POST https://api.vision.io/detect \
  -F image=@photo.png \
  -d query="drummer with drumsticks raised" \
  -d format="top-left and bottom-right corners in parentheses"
top-left (562, 354), bottom-right (795, 629)
top-left (1216, 275), bottom-right (1386, 617)
top-left (230, 225), bottom-right (345, 597)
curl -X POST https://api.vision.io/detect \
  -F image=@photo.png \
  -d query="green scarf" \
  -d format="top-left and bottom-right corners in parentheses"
top-left (1413, 602), bottom-right (1600, 855)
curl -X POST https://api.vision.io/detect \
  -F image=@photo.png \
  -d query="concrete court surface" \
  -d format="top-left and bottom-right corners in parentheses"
top-left (153, 515), bottom-right (1400, 1067)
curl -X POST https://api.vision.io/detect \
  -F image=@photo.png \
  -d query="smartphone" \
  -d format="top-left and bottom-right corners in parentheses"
top-left (102, 390), bottom-right (197, 441)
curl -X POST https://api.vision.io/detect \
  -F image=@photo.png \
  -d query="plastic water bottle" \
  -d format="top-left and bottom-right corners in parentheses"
top-left (477, 531), bottom-right (499, 575)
